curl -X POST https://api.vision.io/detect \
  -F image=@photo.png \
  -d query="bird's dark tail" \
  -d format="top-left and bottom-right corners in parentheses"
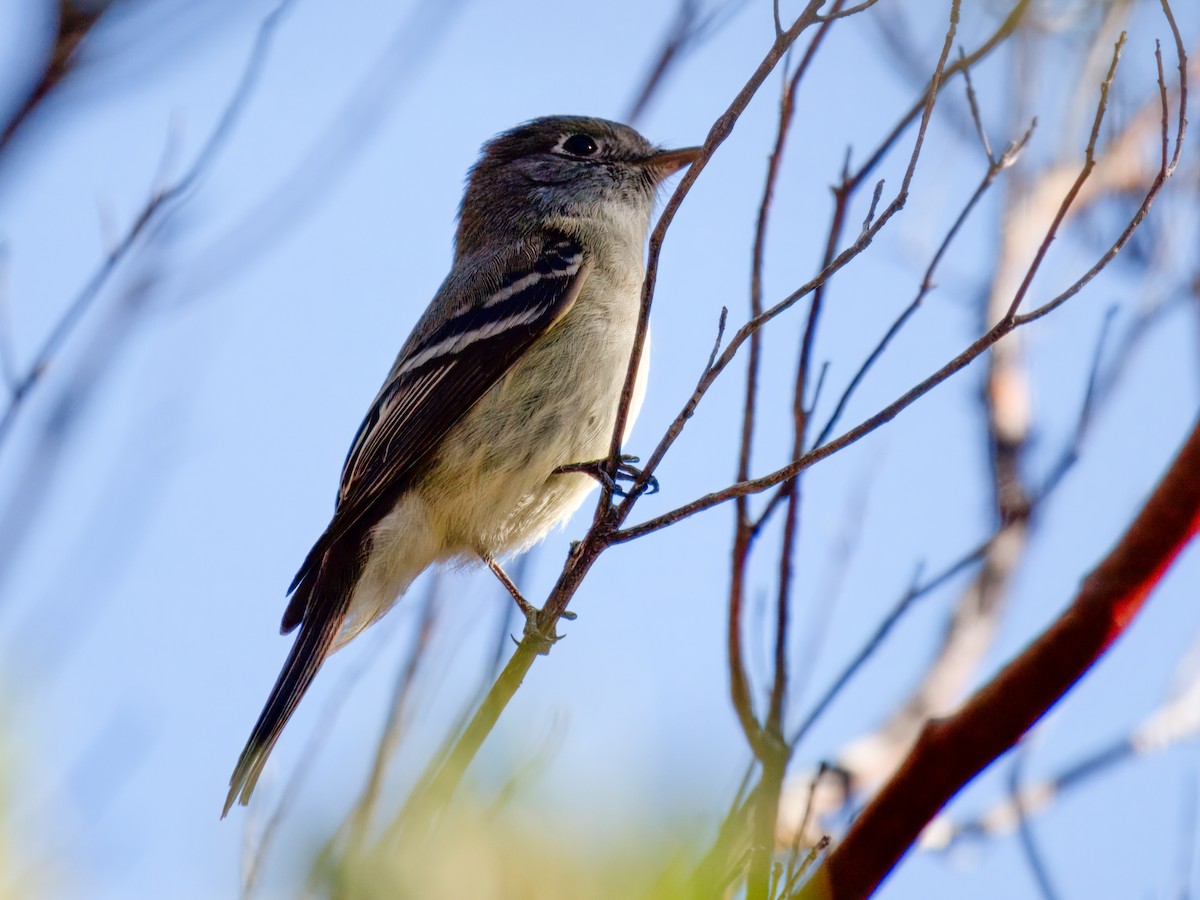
top-left (223, 542), bottom-right (359, 817)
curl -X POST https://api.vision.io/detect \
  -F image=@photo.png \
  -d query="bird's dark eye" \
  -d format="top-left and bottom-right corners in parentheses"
top-left (561, 134), bottom-right (599, 157)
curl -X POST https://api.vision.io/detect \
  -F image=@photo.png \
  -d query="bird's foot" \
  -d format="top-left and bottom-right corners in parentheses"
top-left (485, 555), bottom-right (575, 655)
top-left (515, 606), bottom-right (576, 656)
top-left (554, 454), bottom-right (659, 497)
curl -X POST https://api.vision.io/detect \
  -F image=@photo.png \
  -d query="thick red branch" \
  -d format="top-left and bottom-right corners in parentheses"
top-left (802, 416), bottom-right (1200, 900)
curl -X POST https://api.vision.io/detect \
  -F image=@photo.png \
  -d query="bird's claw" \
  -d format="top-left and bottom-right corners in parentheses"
top-left (510, 607), bottom-right (577, 655)
top-left (554, 454), bottom-right (659, 498)
top-left (516, 608), bottom-right (565, 655)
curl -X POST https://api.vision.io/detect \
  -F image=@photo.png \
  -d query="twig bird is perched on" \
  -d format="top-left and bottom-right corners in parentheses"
top-left (224, 116), bottom-right (699, 815)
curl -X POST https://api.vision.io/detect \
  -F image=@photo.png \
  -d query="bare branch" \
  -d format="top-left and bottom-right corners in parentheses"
top-left (815, 122), bottom-right (1032, 447)
top-left (609, 2), bottom-right (1037, 548)
top-left (960, 47), bottom-right (995, 162)
top-left (614, 27), bottom-right (1186, 544)
top-left (748, 7), bottom-right (964, 891)
top-left (816, 0), bottom-right (882, 23)
top-left (1001, 31), bottom-right (1129, 325)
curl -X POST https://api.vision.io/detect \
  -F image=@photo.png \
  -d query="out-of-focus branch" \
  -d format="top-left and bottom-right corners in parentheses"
top-left (799, 415), bottom-right (1200, 899)
top-left (624, 0), bottom-right (749, 126)
top-left (174, 0), bottom-right (467, 306)
top-left (0, 0), bottom-right (291, 454)
top-left (0, 245), bottom-right (16, 399)
top-left (346, 578), bottom-right (442, 851)
top-left (1010, 745), bottom-right (1062, 900)
top-left (0, 0), bottom-right (110, 158)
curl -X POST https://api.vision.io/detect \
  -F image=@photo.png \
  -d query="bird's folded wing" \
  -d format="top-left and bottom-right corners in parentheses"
top-left (281, 233), bottom-right (589, 631)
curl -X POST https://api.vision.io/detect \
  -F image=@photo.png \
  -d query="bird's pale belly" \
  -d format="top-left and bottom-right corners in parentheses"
top-left (420, 302), bottom-right (649, 556)
top-left (338, 302), bottom-right (647, 643)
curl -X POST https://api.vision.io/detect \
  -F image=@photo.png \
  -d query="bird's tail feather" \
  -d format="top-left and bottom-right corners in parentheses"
top-left (223, 553), bottom-right (355, 817)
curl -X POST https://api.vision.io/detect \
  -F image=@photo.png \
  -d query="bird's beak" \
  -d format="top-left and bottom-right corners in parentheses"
top-left (641, 146), bottom-right (702, 182)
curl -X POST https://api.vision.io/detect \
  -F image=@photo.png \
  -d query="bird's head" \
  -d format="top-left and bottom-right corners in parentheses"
top-left (457, 115), bottom-right (699, 252)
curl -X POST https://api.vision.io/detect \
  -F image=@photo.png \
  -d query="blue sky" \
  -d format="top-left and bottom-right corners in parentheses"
top-left (0, 1), bottom-right (1198, 897)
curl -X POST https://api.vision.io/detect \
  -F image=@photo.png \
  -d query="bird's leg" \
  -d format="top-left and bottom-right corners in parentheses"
top-left (483, 555), bottom-right (536, 619)
top-left (482, 555), bottom-right (574, 655)
top-left (553, 454), bottom-right (659, 497)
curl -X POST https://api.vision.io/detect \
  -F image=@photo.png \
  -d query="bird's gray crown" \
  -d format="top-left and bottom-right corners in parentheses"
top-left (478, 116), bottom-right (657, 169)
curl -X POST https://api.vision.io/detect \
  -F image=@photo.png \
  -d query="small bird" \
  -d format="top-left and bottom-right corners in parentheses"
top-left (223, 116), bottom-right (698, 815)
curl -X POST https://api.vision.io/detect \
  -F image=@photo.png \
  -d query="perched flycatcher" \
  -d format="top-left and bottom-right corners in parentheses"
top-left (224, 116), bottom-right (698, 815)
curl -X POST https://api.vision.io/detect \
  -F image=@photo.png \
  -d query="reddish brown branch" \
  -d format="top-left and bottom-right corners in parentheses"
top-left (800, 416), bottom-right (1200, 900)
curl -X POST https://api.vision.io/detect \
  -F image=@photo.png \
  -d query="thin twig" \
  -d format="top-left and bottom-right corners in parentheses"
top-left (613, 42), bottom-right (1182, 544)
top-left (790, 535), bottom-right (993, 748)
top-left (816, 0), bottom-right (883, 23)
top-left (612, 0), bottom-right (997, 515)
top-left (706, 307), bottom-right (729, 373)
top-left (814, 118), bottom-right (1034, 447)
top-left (781, 762), bottom-right (829, 892)
top-left (783, 836), bottom-right (830, 897)
top-left (624, 0), bottom-right (750, 125)
top-left (346, 578), bottom-right (442, 851)
top-left (961, 46), bottom-right (995, 162)
top-left (1002, 32), bottom-right (1129, 325)
top-left (601, 0), bottom-right (830, 517)
top-left (1010, 743), bottom-right (1062, 900)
